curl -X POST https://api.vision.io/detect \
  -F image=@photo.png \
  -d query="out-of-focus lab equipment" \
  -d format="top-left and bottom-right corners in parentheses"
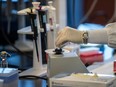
top-left (2, 0), bottom-right (116, 87)
top-left (46, 49), bottom-right (89, 78)
top-left (17, 1), bottom-right (58, 77)
top-left (0, 51), bottom-right (11, 68)
top-left (50, 73), bottom-right (116, 87)
top-left (17, 1), bottom-right (90, 82)
top-left (0, 51), bottom-right (18, 87)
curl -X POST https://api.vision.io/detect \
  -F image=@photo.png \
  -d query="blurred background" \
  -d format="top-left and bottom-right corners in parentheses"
top-left (0, 0), bottom-right (115, 69)
top-left (0, 0), bottom-right (115, 46)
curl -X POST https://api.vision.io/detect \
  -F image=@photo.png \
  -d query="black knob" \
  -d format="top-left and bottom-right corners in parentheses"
top-left (53, 48), bottom-right (63, 54)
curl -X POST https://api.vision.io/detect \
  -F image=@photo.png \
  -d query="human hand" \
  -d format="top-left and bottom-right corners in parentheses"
top-left (55, 27), bottom-right (84, 47)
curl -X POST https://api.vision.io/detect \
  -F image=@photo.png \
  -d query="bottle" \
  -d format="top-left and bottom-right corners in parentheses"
top-left (0, 51), bottom-right (11, 68)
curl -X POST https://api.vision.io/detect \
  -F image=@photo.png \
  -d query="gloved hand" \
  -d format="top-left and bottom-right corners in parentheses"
top-left (55, 27), bottom-right (84, 47)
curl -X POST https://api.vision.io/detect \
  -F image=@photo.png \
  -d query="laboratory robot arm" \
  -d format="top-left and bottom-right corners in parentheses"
top-left (55, 22), bottom-right (116, 48)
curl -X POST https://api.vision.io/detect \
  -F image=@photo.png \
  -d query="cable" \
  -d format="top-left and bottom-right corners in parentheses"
top-left (1, 19), bottom-right (32, 58)
top-left (6, 0), bottom-right (12, 34)
top-left (19, 75), bottom-right (48, 80)
top-left (19, 75), bottom-right (48, 87)
top-left (1, 27), bottom-right (33, 58)
top-left (78, 0), bottom-right (98, 26)
top-left (107, 0), bottom-right (116, 23)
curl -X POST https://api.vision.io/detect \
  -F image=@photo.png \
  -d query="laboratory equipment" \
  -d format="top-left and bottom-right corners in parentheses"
top-left (113, 60), bottom-right (116, 74)
top-left (0, 51), bottom-right (11, 68)
top-left (19, 7), bottom-right (47, 77)
top-left (46, 48), bottom-right (89, 78)
top-left (47, 1), bottom-right (57, 48)
top-left (18, 1), bottom-right (57, 77)
top-left (0, 79), bottom-right (3, 87)
top-left (0, 68), bottom-right (18, 87)
top-left (49, 73), bottom-right (116, 87)
top-left (80, 50), bottom-right (103, 65)
top-left (0, 51), bottom-right (18, 87)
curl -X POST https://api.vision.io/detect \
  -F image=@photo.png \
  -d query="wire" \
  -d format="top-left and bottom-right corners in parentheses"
top-left (19, 75), bottom-right (48, 80)
top-left (107, 0), bottom-right (116, 23)
top-left (1, 27), bottom-right (33, 58)
top-left (6, 0), bottom-right (12, 34)
top-left (1, 23), bottom-right (32, 58)
top-left (19, 75), bottom-right (48, 87)
top-left (78, 0), bottom-right (98, 26)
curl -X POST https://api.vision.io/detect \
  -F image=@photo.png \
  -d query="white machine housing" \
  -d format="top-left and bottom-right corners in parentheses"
top-left (0, 68), bottom-right (18, 87)
top-left (47, 52), bottom-right (89, 78)
top-left (49, 73), bottom-right (116, 87)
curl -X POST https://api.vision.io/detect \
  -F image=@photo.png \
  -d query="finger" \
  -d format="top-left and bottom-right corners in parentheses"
top-left (55, 35), bottom-right (62, 47)
top-left (58, 41), bottom-right (69, 48)
top-left (55, 28), bottom-right (68, 47)
top-left (56, 34), bottom-right (67, 47)
top-left (57, 27), bottom-right (68, 35)
top-left (56, 39), bottom-right (66, 47)
top-left (57, 28), bottom-right (64, 35)
top-left (56, 29), bottom-right (65, 44)
top-left (55, 34), bottom-right (64, 47)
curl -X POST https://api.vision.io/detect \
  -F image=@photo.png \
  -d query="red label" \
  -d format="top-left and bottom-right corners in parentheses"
top-left (113, 61), bottom-right (116, 72)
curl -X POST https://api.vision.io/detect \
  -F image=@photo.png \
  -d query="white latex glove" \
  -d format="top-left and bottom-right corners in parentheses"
top-left (105, 22), bottom-right (116, 48)
top-left (55, 27), bottom-right (84, 47)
